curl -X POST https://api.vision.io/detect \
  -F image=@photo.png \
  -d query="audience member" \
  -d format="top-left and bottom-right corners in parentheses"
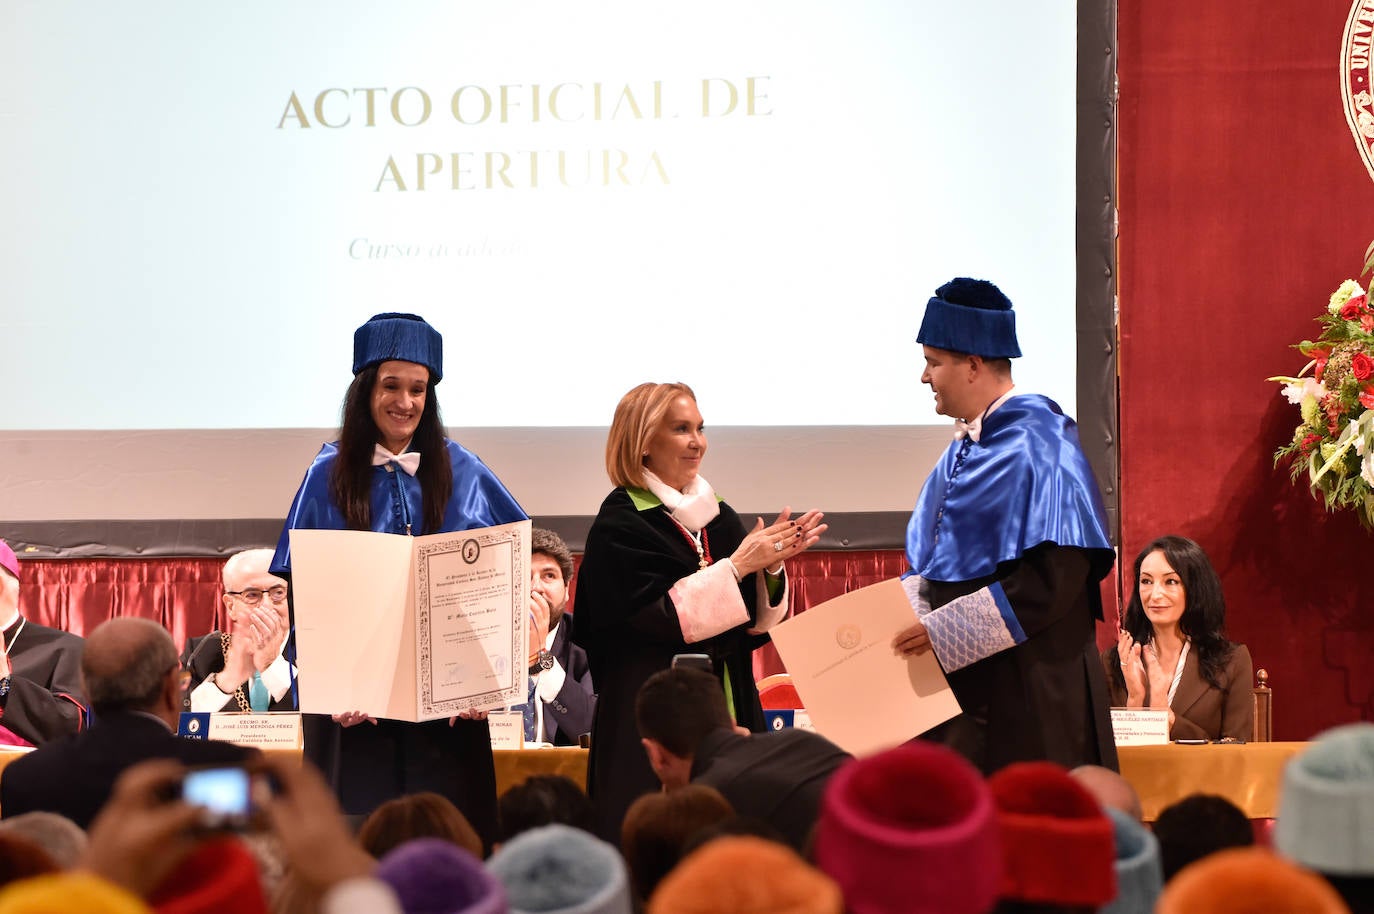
top-left (0, 834), bottom-right (59, 889)
top-left (0, 540), bottom-right (86, 747)
top-left (648, 835), bottom-right (843, 914)
top-left (635, 666), bottom-right (850, 853)
top-left (620, 785), bottom-right (734, 904)
top-left (488, 823), bottom-right (632, 914)
top-left (497, 775), bottom-right (596, 846)
top-left (677, 816), bottom-right (788, 858)
top-left (181, 549), bottom-right (295, 713)
top-left (145, 836), bottom-right (268, 914)
top-left (812, 741), bottom-right (999, 914)
top-left (1100, 807), bottom-right (1163, 914)
top-left (891, 278), bottom-right (1117, 774)
top-left (1069, 764), bottom-right (1144, 821)
top-left (1152, 793), bottom-right (1253, 882)
top-left (0, 617), bottom-right (256, 827)
top-left (1102, 535), bottom-right (1253, 741)
top-left (1155, 846), bottom-right (1350, 913)
top-left (0, 813), bottom-right (87, 870)
top-left (518, 529), bottom-right (595, 747)
top-left (375, 839), bottom-right (505, 914)
top-left (1275, 722), bottom-right (1374, 913)
top-left (987, 761), bottom-right (1117, 914)
top-left (356, 792), bottom-right (483, 861)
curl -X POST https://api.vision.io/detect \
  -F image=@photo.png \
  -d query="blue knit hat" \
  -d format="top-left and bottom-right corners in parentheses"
top-left (1274, 722), bottom-right (1374, 876)
top-left (487, 824), bottom-right (632, 914)
top-left (353, 313), bottom-right (443, 382)
top-left (1100, 807), bottom-right (1164, 914)
top-left (916, 278), bottom-right (1022, 358)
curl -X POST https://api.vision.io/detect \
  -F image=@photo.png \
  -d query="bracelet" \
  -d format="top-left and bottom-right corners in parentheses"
top-left (765, 564), bottom-right (784, 576)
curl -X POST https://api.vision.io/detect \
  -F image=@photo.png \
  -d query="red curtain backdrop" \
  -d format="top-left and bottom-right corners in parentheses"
top-left (1119, 1), bottom-right (1374, 736)
top-left (15, 552), bottom-right (907, 669)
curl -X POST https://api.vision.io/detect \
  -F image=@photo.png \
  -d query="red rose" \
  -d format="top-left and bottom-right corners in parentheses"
top-left (1354, 352), bottom-right (1374, 381)
top-left (1361, 387), bottom-right (1374, 410)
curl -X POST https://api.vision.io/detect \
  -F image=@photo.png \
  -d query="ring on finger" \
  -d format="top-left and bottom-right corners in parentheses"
top-left (773, 540), bottom-right (784, 552)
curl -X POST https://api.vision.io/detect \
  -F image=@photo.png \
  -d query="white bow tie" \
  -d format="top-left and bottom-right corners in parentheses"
top-left (954, 417), bottom-right (983, 443)
top-left (372, 445), bottom-right (421, 476)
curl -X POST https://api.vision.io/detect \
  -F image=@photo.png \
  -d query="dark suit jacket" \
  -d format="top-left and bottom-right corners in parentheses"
top-left (690, 727), bottom-right (852, 853)
top-left (181, 632), bottom-right (296, 713)
top-left (0, 619), bottom-right (86, 746)
top-left (0, 711), bottom-right (257, 828)
top-left (541, 621), bottom-right (596, 747)
top-left (1102, 641), bottom-right (1253, 741)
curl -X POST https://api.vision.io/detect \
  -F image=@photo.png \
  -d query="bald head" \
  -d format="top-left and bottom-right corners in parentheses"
top-left (222, 548), bottom-right (278, 589)
top-left (81, 618), bottom-right (179, 718)
top-left (1070, 764), bottom-right (1143, 821)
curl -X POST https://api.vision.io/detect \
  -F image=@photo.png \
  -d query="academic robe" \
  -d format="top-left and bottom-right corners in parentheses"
top-left (571, 487), bottom-right (773, 841)
top-left (906, 395), bottom-right (1118, 773)
top-left (270, 438), bottom-right (527, 848)
top-left (180, 632), bottom-right (297, 713)
top-left (0, 617), bottom-right (85, 747)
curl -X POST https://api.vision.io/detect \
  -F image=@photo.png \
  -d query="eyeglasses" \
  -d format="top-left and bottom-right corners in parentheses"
top-left (225, 585), bottom-right (288, 605)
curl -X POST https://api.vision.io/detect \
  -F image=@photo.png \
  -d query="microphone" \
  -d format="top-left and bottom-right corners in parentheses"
top-left (180, 634), bottom-right (217, 712)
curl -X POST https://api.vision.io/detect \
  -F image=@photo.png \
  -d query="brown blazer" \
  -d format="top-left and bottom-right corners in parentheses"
top-left (1101, 641), bottom-right (1253, 741)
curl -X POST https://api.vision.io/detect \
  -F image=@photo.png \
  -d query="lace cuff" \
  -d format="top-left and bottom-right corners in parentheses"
top-left (670, 561), bottom-right (751, 644)
top-left (923, 583), bottom-right (1026, 672)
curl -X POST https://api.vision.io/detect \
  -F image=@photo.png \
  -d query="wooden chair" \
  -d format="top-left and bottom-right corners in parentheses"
top-left (1252, 668), bottom-right (1272, 743)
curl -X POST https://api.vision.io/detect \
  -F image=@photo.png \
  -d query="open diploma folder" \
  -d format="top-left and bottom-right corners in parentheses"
top-left (289, 520), bottom-right (530, 722)
top-left (769, 578), bottom-right (960, 757)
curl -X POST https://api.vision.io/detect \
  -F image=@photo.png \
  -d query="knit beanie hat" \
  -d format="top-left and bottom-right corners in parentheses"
top-left (647, 836), bottom-right (842, 914)
top-left (1099, 806), bottom-right (1163, 914)
top-left (353, 313), bottom-right (443, 381)
top-left (916, 277), bottom-right (1022, 358)
top-left (376, 838), bottom-right (507, 914)
top-left (0, 873), bottom-right (150, 914)
top-left (1156, 847), bottom-right (1350, 914)
top-left (149, 837), bottom-right (267, 914)
top-left (487, 824), bottom-right (631, 914)
top-left (988, 761), bottom-right (1116, 908)
top-left (1275, 722), bottom-right (1374, 876)
top-left (812, 741), bottom-right (1000, 914)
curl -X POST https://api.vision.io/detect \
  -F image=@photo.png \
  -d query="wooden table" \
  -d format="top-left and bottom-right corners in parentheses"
top-left (1117, 741), bottom-right (1307, 821)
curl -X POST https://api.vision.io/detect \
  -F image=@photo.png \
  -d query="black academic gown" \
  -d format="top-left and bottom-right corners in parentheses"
top-left (572, 487), bottom-right (770, 841)
top-left (0, 618), bottom-right (85, 746)
top-left (180, 633), bottom-right (297, 713)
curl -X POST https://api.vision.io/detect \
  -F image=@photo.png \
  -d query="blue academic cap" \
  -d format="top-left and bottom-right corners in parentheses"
top-left (352, 312), bottom-right (443, 381)
top-left (916, 277), bottom-right (1022, 359)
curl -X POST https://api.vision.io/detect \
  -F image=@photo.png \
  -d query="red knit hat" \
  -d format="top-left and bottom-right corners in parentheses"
top-left (812, 742), bottom-right (1000, 914)
top-left (988, 762), bottom-right (1117, 908)
top-left (148, 837), bottom-right (267, 914)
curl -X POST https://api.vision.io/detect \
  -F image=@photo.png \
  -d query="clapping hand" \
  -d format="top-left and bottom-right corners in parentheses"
top-left (729, 508), bottom-right (827, 577)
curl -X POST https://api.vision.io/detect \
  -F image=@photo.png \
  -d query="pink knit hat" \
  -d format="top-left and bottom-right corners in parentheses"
top-left (812, 742), bottom-right (1000, 914)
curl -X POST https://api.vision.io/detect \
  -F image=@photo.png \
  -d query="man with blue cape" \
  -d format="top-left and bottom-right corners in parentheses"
top-left (891, 278), bottom-right (1118, 772)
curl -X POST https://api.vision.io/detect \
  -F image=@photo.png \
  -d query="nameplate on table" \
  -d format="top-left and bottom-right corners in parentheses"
top-left (177, 712), bottom-right (303, 750)
top-left (764, 709), bottom-right (816, 732)
top-left (1109, 708), bottom-right (1170, 746)
top-left (487, 710), bottom-right (524, 750)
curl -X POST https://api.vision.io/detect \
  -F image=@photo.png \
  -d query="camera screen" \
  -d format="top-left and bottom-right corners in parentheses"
top-left (182, 767), bottom-right (251, 821)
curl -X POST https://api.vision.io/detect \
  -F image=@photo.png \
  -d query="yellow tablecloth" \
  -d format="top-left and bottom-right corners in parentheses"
top-left (0, 745), bottom-right (588, 815)
top-left (1118, 741), bottom-right (1307, 821)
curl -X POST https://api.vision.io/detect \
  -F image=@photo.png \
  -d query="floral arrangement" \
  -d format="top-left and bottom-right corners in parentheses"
top-left (1270, 278), bottom-right (1374, 526)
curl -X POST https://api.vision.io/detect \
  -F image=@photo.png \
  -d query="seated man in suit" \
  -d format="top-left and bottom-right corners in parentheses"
top-left (0, 617), bottom-right (256, 828)
top-left (636, 666), bottom-right (852, 853)
top-left (181, 548), bottom-right (295, 712)
top-left (0, 539), bottom-right (86, 747)
top-left (520, 528), bottom-right (595, 746)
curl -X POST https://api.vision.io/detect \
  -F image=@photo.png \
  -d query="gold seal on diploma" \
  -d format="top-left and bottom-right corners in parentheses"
top-left (835, 624), bottom-right (861, 650)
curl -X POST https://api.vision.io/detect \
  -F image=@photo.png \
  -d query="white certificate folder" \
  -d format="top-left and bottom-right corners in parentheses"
top-left (769, 578), bottom-right (961, 757)
top-left (289, 520), bottom-right (530, 722)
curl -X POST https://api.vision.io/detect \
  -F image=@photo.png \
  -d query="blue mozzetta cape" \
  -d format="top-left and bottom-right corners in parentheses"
top-left (270, 439), bottom-right (527, 573)
top-left (906, 395), bottom-right (1112, 584)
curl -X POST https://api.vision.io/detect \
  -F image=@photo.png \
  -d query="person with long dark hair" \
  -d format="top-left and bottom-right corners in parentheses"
top-left (572, 382), bottom-right (826, 841)
top-left (270, 312), bottom-right (526, 847)
top-left (1102, 535), bottom-right (1252, 741)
